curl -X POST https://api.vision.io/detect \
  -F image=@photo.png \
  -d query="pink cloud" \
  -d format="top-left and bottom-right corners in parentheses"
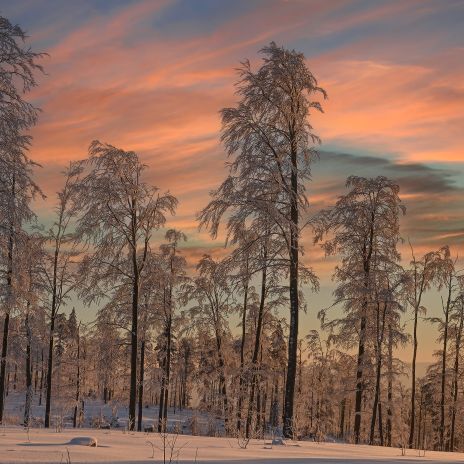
top-left (15, 0), bottom-right (461, 283)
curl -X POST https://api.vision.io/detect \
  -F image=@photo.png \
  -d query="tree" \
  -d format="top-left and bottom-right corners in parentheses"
top-left (0, 16), bottom-right (44, 423)
top-left (227, 231), bottom-right (255, 434)
top-left (145, 229), bottom-right (188, 432)
top-left (427, 247), bottom-right (462, 450)
top-left (199, 42), bottom-right (326, 438)
top-left (0, 16), bottom-right (44, 137)
top-left (406, 244), bottom-right (448, 448)
top-left (315, 176), bottom-right (405, 444)
top-left (42, 166), bottom-right (79, 428)
top-left (73, 141), bottom-right (177, 430)
top-left (243, 233), bottom-right (288, 439)
top-left (19, 234), bottom-right (45, 427)
top-left (216, 221), bottom-right (289, 437)
top-left (449, 289), bottom-right (464, 450)
top-left (185, 255), bottom-right (234, 430)
top-left (368, 265), bottom-right (407, 445)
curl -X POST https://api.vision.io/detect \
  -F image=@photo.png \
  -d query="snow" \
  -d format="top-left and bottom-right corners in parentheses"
top-left (2, 391), bottom-right (222, 435)
top-left (2, 393), bottom-right (464, 463)
top-left (68, 436), bottom-right (98, 447)
top-left (1, 427), bottom-right (464, 464)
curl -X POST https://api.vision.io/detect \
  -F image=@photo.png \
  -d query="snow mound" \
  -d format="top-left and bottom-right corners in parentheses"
top-left (271, 437), bottom-right (286, 446)
top-left (68, 436), bottom-right (98, 447)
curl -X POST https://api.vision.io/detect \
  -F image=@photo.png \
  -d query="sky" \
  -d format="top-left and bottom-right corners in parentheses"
top-left (3, 0), bottom-right (464, 364)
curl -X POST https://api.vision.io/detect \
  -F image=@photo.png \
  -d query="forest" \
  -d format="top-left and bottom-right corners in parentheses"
top-left (0, 13), bottom-right (463, 454)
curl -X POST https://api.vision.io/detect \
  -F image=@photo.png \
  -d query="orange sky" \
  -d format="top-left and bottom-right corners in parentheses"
top-left (5, 0), bottom-right (464, 361)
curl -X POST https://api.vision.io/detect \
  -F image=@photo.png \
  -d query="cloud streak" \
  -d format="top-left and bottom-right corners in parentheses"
top-left (4, 0), bottom-right (462, 274)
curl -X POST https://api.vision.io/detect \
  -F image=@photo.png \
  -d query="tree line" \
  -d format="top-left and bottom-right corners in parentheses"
top-left (0, 15), bottom-right (463, 451)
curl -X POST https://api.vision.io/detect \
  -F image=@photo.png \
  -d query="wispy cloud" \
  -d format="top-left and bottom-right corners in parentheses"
top-left (3, 0), bottom-right (462, 272)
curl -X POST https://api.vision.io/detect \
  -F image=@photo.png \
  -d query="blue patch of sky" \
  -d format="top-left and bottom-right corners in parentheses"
top-left (5, 0), bottom-right (141, 49)
top-left (289, 0), bottom-right (463, 63)
top-left (149, 0), bottom-right (264, 38)
top-left (426, 163), bottom-right (464, 188)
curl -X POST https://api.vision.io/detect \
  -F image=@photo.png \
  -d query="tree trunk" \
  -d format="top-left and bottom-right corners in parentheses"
top-left (450, 304), bottom-right (463, 451)
top-left (45, 315), bottom-right (55, 428)
top-left (0, 203), bottom-right (14, 424)
top-left (354, 313), bottom-right (367, 444)
top-left (45, 229), bottom-right (61, 428)
top-left (34, 349), bottom-right (39, 393)
top-left (24, 311), bottom-right (33, 427)
top-left (416, 391), bottom-right (423, 450)
top-left (216, 334), bottom-right (229, 430)
top-left (386, 324), bottom-right (393, 448)
top-left (246, 258), bottom-right (266, 438)
top-left (283, 136), bottom-right (299, 439)
top-left (158, 356), bottom-right (166, 432)
top-left (409, 270), bottom-right (426, 449)
top-left (0, 311), bottom-right (10, 424)
top-left (39, 349), bottom-right (44, 406)
top-left (163, 317), bottom-right (172, 425)
top-left (378, 401), bottom-right (384, 446)
top-left (128, 246), bottom-right (139, 431)
top-left (439, 278), bottom-right (452, 450)
top-left (137, 340), bottom-right (145, 432)
top-left (181, 347), bottom-right (190, 409)
top-left (173, 375), bottom-right (178, 413)
top-left (370, 301), bottom-right (387, 445)
top-left (73, 327), bottom-right (80, 428)
top-left (237, 277), bottom-right (248, 433)
top-left (339, 398), bottom-right (346, 439)
top-left (409, 304), bottom-right (419, 448)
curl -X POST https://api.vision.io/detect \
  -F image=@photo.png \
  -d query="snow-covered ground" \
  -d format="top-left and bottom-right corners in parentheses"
top-left (2, 393), bottom-right (464, 463)
top-left (1, 428), bottom-right (464, 464)
top-left (2, 391), bottom-right (224, 435)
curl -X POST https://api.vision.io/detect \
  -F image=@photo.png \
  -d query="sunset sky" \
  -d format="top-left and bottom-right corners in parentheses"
top-left (4, 0), bottom-right (464, 363)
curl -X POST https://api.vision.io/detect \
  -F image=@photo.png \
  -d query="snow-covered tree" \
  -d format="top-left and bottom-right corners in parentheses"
top-left (149, 229), bottom-right (188, 432)
top-left (17, 233), bottom-right (45, 426)
top-left (0, 15), bottom-right (44, 423)
top-left (42, 165), bottom-right (80, 428)
top-left (314, 176), bottom-right (405, 444)
top-left (73, 141), bottom-right (177, 430)
top-left (406, 244), bottom-right (450, 448)
top-left (200, 41), bottom-right (326, 438)
top-left (426, 248), bottom-right (463, 450)
top-left (184, 255), bottom-right (235, 430)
